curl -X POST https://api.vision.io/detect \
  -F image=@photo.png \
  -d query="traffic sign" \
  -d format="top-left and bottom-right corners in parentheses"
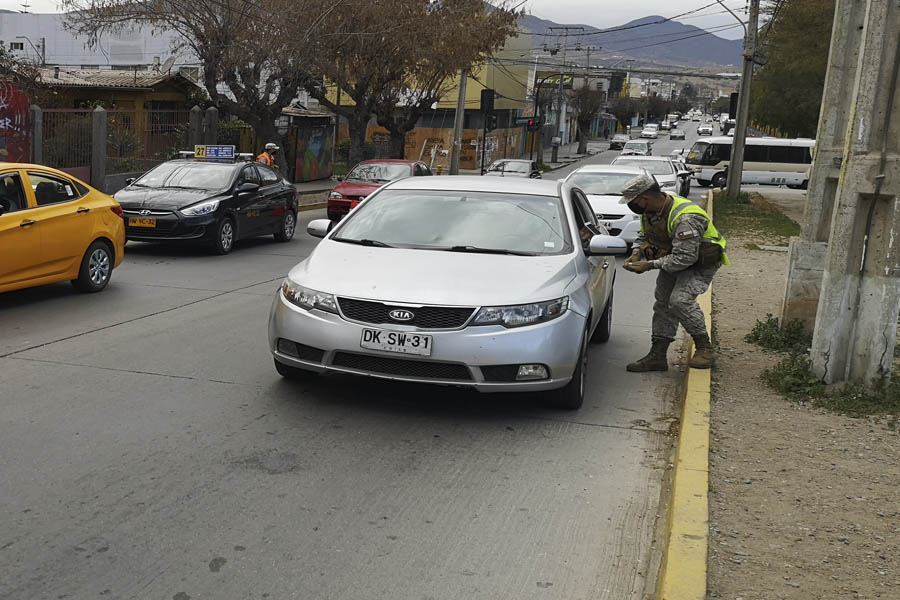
top-left (194, 145), bottom-right (236, 159)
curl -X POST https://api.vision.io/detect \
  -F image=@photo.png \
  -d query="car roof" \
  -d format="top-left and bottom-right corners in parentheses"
top-left (613, 155), bottom-right (670, 162)
top-left (491, 159), bottom-right (532, 164)
top-left (567, 164), bottom-right (647, 175)
top-left (359, 159), bottom-right (420, 165)
top-left (624, 139), bottom-right (649, 144)
top-left (385, 175), bottom-right (561, 197)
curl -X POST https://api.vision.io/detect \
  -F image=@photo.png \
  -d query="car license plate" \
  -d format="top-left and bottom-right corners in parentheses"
top-left (360, 328), bottom-right (432, 356)
top-left (128, 217), bottom-right (156, 228)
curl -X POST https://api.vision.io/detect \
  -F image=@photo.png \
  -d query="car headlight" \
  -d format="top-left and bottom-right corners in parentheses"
top-left (329, 191), bottom-right (343, 199)
top-left (473, 297), bottom-right (568, 328)
top-left (181, 199), bottom-right (219, 216)
top-left (281, 280), bottom-right (338, 313)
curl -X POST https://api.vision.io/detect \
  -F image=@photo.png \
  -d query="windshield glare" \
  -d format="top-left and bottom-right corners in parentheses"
top-left (334, 190), bottom-right (571, 255)
top-left (134, 162), bottom-right (235, 190)
top-left (623, 142), bottom-right (647, 149)
top-left (346, 163), bottom-right (410, 182)
top-left (614, 159), bottom-right (673, 175)
top-left (488, 161), bottom-right (529, 173)
top-left (568, 173), bottom-right (637, 196)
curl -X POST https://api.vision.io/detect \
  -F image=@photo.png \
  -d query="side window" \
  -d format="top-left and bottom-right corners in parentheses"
top-left (257, 164), bottom-right (281, 185)
top-left (0, 173), bottom-right (28, 215)
top-left (414, 164), bottom-right (429, 176)
top-left (27, 172), bottom-right (80, 206)
top-left (571, 190), bottom-right (598, 251)
top-left (240, 165), bottom-right (261, 185)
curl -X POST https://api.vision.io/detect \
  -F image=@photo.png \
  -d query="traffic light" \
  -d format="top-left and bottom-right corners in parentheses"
top-left (526, 116), bottom-right (543, 132)
top-left (485, 113), bottom-right (499, 132)
top-left (480, 88), bottom-right (495, 114)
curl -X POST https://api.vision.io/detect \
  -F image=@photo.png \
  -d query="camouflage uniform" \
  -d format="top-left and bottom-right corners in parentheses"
top-left (632, 197), bottom-right (718, 344)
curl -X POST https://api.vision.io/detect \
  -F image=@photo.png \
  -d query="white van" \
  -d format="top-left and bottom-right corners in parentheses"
top-left (684, 136), bottom-right (815, 189)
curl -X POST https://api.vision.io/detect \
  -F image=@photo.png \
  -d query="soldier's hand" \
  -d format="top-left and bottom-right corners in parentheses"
top-left (624, 260), bottom-right (653, 274)
top-left (624, 253), bottom-right (639, 266)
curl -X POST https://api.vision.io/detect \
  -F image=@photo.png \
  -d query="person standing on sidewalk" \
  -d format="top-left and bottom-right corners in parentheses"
top-left (257, 143), bottom-right (280, 170)
top-left (619, 174), bottom-right (728, 371)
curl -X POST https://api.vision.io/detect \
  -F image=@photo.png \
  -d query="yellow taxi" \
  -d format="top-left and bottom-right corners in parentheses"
top-left (0, 163), bottom-right (126, 294)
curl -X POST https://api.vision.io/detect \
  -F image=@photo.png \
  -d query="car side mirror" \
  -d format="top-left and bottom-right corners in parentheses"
top-left (237, 182), bottom-right (260, 193)
top-left (336, 176), bottom-right (344, 182)
top-left (588, 234), bottom-right (628, 256)
top-left (678, 171), bottom-right (692, 178)
top-left (307, 218), bottom-right (331, 238)
top-left (125, 178), bottom-right (136, 186)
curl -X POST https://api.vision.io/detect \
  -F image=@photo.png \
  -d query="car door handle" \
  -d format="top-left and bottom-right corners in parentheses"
top-left (76, 207), bottom-right (91, 214)
top-left (19, 219), bottom-right (36, 227)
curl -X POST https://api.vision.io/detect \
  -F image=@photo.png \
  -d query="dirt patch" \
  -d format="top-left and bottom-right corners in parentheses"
top-left (707, 235), bottom-right (900, 599)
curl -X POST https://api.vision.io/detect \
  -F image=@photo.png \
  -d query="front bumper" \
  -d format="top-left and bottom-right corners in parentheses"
top-left (268, 291), bottom-right (586, 393)
top-left (596, 214), bottom-right (641, 244)
top-left (123, 209), bottom-right (217, 242)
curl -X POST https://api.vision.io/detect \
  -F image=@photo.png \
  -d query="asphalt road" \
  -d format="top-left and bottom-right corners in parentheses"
top-left (1, 128), bottom-right (708, 600)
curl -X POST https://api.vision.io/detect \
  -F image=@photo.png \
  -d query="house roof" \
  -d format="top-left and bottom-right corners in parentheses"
top-left (37, 68), bottom-right (199, 91)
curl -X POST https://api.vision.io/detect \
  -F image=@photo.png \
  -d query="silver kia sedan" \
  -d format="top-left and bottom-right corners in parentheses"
top-left (268, 176), bottom-right (626, 409)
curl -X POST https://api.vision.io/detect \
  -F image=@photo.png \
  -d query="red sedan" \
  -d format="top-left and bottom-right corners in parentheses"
top-left (328, 159), bottom-right (433, 222)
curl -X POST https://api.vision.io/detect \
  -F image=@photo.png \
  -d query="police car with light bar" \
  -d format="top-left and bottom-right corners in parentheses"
top-left (114, 145), bottom-right (299, 254)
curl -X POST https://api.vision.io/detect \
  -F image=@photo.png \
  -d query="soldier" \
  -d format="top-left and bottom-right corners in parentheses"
top-left (620, 173), bottom-right (728, 371)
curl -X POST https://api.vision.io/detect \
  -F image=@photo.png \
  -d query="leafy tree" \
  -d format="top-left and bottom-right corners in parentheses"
top-left (62, 0), bottom-right (354, 173)
top-left (567, 85), bottom-right (604, 154)
top-left (750, 0), bottom-right (837, 137)
top-left (608, 96), bottom-right (637, 132)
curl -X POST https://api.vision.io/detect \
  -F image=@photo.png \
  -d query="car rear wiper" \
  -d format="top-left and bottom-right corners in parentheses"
top-left (333, 237), bottom-right (394, 248)
top-left (447, 245), bottom-right (537, 256)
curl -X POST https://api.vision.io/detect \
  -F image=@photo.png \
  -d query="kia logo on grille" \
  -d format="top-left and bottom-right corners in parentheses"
top-left (139, 209), bottom-right (152, 216)
top-left (389, 309), bottom-right (415, 322)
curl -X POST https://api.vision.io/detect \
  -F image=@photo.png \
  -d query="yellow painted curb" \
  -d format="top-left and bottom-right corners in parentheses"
top-left (656, 190), bottom-right (715, 600)
top-left (298, 202), bottom-right (328, 212)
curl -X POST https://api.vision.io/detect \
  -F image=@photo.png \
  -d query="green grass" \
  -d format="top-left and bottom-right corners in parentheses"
top-left (745, 314), bottom-right (812, 353)
top-left (714, 190), bottom-right (801, 243)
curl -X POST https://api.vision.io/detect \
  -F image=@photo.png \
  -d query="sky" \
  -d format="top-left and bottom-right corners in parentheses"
top-left (10, 0), bottom-right (749, 41)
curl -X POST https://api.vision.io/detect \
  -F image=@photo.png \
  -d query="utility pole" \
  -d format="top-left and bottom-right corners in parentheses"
top-left (725, 0), bottom-right (759, 197)
top-left (548, 26), bottom-right (583, 163)
top-left (449, 68), bottom-right (467, 175)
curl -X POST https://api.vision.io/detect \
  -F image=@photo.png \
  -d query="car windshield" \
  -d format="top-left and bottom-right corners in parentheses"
top-left (488, 161), bottom-right (530, 173)
top-left (614, 159), bottom-right (674, 175)
top-left (345, 163), bottom-right (410, 183)
top-left (333, 190), bottom-right (571, 256)
top-left (567, 172), bottom-right (637, 196)
top-left (133, 162), bottom-right (235, 190)
top-left (613, 134), bottom-right (629, 141)
top-left (672, 130), bottom-right (684, 135)
top-left (623, 142), bottom-right (647, 150)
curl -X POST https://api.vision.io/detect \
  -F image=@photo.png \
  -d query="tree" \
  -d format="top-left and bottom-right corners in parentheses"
top-left (608, 96), bottom-right (637, 132)
top-left (750, 0), bottom-right (837, 137)
top-left (372, 0), bottom-right (519, 158)
top-left (567, 85), bottom-right (604, 154)
top-left (62, 0), bottom-right (352, 173)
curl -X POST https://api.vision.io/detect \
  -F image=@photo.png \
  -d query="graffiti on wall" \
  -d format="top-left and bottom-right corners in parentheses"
top-left (0, 82), bottom-right (30, 162)
top-left (295, 120), bottom-right (333, 182)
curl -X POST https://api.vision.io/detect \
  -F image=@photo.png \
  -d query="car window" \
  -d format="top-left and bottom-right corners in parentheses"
top-left (333, 190), bottom-right (572, 256)
top-left (613, 159), bottom-right (673, 176)
top-left (567, 172), bottom-right (636, 196)
top-left (27, 172), bottom-right (81, 206)
top-left (257, 165), bottom-right (281, 185)
top-left (0, 172), bottom-right (28, 214)
top-left (571, 189), bottom-right (598, 251)
top-left (240, 165), bottom-right (261, 185)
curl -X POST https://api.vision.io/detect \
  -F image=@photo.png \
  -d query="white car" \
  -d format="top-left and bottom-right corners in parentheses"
top-left (563, 165), bottom-right (646, 247)
top-left (698, 124), bottom-right (714, 135)
top-left (611, 155), bottom-right (693, 197)
top-left (640, 127), bottom-right (659, 139)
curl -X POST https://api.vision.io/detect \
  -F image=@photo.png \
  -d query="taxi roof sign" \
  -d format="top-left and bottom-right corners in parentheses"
top-left (194, 145), bottom-right (235, 159)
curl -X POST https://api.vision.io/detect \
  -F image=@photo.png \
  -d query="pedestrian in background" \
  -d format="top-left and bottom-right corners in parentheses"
top-left (257, 143), bottom-right (280, 170)
top-left (619, 174), bottom-right (728, 371)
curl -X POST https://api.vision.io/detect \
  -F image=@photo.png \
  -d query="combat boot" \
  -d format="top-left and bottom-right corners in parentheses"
top-left (626, 340), bottom-right (670, 372)
top-left (689, 334), bottom-right (715, 369)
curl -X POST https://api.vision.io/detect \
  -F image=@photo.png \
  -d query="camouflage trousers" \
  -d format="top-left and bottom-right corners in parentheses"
top-left (652, 264), bottom-right (718, 343)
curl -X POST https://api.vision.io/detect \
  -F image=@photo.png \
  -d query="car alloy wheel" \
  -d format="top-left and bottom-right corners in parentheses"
top-left (275, 210), bottom-right (296, 242)
top-left (221, 220), bottom-right (234, 250)
top-left (88, 247), bottom-right (111, 285)
top-left (72, 240), bottom-right (114, 293)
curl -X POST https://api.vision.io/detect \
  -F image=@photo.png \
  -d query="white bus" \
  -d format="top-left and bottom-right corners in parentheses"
top-left (684, 136), bottom-right (815, 189)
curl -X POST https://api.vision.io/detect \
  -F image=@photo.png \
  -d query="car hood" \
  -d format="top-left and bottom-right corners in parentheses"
top-left (114, 187), bottom-right (220, 210)
top-left (332, 180), bottom-right (385, 197)
top-left (289, 240), bottom-right (578, 306)
top-left (483, 171), bottom-right (530, 177)
top-left (586, 194), bottom-right (635, 216)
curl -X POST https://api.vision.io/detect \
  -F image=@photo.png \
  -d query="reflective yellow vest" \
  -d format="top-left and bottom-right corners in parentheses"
top-left (641, 195), bottom-right (730, 266)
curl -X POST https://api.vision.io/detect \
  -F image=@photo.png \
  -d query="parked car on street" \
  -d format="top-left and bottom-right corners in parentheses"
top-left (611, 155), bottom-right (692, 196)
top-left (563, 165), bottom-right (646, 247)
top-left (483, 159), bottom-right (541, 178)
top-left (670, 128), bottom-right (686, 140)
top-left (620, 140), bottom-right (653, 156)
top-left (269, 176), bottom-right (627, 409)
top-left (1, 163), bottom-right (125, 294)
top-left (328, 160), bottom-right (431, 222)
top-left (698, 123), bottom-right (714, 135)
top-left (115, 156), bottom-right (299, 254)
top-left (609, 133), bottom-right (631, 150)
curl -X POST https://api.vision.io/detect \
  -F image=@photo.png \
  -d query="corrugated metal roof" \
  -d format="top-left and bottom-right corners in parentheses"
top-left (37, 68), bottom-right (194, 90)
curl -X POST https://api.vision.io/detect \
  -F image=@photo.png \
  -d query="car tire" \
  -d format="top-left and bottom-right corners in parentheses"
top-left (697, 179), bottom-right (711, 187)
top-left (211, 217), bottom-right (235, 255)
top-left (546, 326), bottom-right (588, 410)
top-left (274, 358), bottom-right (317, 380)
top-left (591, 290), bottom-right (613, 344)
top-left (711, 172), bottom-right (727, 189)
top-left (274, 210), bottom-right (296, 242)
top-left (71, 240), bottom-right (114, 293)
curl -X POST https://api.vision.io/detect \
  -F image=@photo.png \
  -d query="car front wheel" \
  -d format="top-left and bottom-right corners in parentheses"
top-left (72, 240), bottom-right (113, 293)
top-left (711, 172), bottom-right (727, 189)
top-left (274, 210), bottom-right (296, 242)
top-left (592, 291), bottom-right (613, 344)
top-left (546, 326), bottom-right (588, 410)
top-left (211, 217), bottom-right (235, 255)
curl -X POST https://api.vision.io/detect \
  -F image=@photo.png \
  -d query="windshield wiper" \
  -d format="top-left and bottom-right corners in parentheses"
top-left (447, 245), bottom-right (537, 256)
top-left (333, 237), bottom-right (394, 248)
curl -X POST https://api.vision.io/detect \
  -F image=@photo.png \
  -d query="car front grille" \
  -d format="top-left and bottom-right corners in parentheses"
top-left (337, 298), bottom-right (475, 329)
top-left (122, 209), bottom-right (174, 217)
top-left (332, 352), bottom-right (472, 381)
